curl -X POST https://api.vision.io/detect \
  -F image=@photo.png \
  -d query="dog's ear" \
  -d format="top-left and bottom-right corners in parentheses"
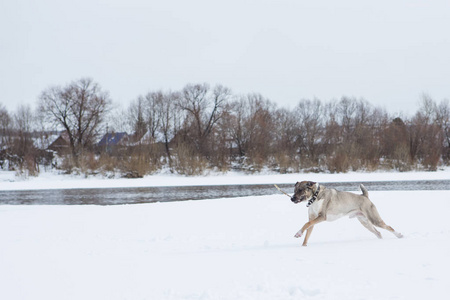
top-left (307, 181), bottom-right (316, 187)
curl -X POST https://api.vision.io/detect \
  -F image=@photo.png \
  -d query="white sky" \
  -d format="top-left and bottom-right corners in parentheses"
top-left (1, 0), bottom-right (450, 115)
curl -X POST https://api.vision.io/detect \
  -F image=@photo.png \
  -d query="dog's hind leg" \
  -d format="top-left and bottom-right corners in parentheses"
top-left (357, 214), bottom-right (382, 239)
top-left (364, 205), bottom-right (404, 238)
top-left (374, 221), bottom-right (403, 238)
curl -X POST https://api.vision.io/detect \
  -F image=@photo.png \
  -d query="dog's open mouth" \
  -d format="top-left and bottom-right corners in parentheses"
top-left (291, 196), bottom-right (306, 204)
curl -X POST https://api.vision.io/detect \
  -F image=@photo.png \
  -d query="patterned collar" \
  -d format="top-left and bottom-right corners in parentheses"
top-left (307, 184), bottom-right (321, 207)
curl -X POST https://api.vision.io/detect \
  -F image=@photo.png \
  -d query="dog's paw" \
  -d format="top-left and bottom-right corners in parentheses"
top-left (294, 231), bottom-right (303, 238)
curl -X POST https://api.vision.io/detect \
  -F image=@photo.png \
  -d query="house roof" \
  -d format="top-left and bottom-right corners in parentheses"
top-left (32, 131), bottom-right (68, 150)
top-left (98, 132), bottom-right (128, 146)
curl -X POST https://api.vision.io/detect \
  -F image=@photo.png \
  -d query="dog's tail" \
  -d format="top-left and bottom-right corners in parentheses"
top-left (360, 184), bottom-right (369, 197)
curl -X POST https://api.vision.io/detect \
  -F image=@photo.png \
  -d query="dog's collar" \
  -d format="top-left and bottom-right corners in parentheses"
top-left (307, 184), bottom-right (321, 207)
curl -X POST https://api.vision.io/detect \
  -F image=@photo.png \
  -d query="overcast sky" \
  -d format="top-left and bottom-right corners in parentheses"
top-left (1, 0), bottom-right (450, 115)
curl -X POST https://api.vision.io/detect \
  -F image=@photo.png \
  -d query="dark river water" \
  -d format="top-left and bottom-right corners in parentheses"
top-left (1, 180), bottom-right (449, 205)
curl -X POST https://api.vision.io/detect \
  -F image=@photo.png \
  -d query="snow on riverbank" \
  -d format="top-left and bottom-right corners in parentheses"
top-left (1, 190), bottom-right (449, 300)
top-left (1, 167), bottom-right (449, 191)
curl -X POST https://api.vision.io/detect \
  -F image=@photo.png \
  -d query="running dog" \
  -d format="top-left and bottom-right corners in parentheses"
top-left (291, 181), bottom-right (403, 246)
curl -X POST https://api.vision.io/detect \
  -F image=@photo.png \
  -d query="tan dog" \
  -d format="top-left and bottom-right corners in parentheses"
top-left (291, 181), bottom-right (403, 246)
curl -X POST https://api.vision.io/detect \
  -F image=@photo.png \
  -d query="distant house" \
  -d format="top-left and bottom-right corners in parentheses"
top-left (98, 132), bottom-right (129, 153)
top-left (32, 131), bottom-right (60, 151)
top-left (48, 131), bottom-right (70, 155)
top-left (130, 130), bottom-right (166, 146)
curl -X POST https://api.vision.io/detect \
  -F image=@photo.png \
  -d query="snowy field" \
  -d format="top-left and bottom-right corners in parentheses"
top-left (1, 189), bottom-right (450, 299)
top-left (1, 169), bottom-right (450, 299)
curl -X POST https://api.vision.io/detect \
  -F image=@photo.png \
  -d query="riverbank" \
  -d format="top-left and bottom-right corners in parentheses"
top-left (1, 167), bottom-right (450, 191)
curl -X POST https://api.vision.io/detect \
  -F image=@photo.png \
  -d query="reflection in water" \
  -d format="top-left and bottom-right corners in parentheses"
top-left (1, 180), bottom-right (449, 205)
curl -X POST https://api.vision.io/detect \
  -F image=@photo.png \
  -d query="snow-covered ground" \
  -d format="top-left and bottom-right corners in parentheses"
top-left (1, 169), bottom-right (449, 299)
top-left (1, 190), bottom-right (449, 299)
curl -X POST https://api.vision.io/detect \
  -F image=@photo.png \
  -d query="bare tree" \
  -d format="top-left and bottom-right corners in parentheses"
top-left (435, 99), bottom-right (450, 163)
top-left (128, 96), bottom-right (147, 140)
top-left (0, 104), bottom-right (11, 151)
top-left (107, 105), bottom-right (132, 134)
top-left (272, 107), bottom-right (299, 172)
top-left (353, 100), bottom-right (386, 169)
top-left (0, 105), bottom-right (13, 170)
top-left (158, 91), bottom-right (181, 164)
top-left (12, 105), bottom-right (38, 175)
top-left (382, 116), bottom-right (410, 171)
top-left (178, 83), bottom-right (231, 157)
top-left (230, 93), bottom-right (275, 170)
top-left (38, 78), bottom-right (112, 167)
top-left (228, 97), bottom-right (248, 158)
top-left (143, 91), bottom-right (164, 141)
top-left (408, 95), bottom-right (442, 170)
top-left (294, 98), bottom-right (325, 168)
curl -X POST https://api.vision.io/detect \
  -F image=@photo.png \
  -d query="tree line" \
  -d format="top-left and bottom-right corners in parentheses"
top-left (1, 78), bottom-right (449, 177)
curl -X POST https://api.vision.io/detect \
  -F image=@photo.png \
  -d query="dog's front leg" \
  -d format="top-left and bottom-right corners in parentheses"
top-left (302, 226), bottom-right (314, 246)
top-left (294, 214), bottom-right (326, 240)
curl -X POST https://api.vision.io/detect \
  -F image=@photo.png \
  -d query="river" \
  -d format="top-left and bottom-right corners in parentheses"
top-left (1, 179), bottom-right (449, 205)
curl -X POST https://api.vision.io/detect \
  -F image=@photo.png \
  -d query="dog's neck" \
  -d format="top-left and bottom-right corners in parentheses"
top-left (307, 183), bottom-right (321, 207)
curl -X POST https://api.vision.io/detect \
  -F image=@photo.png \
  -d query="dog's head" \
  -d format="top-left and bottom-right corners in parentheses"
top-left (291, 181), bottom-right (317, 204)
